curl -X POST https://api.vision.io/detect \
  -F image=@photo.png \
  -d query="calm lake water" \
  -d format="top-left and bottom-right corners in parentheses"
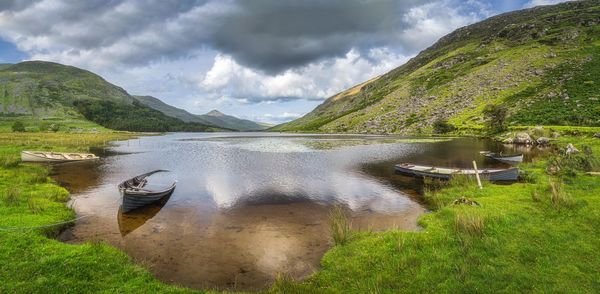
top-left (53, 133), bottom-right (528, 291)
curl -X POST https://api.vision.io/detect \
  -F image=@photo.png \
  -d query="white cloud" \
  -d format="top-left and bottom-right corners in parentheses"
top-left (523, 0), bottom-right (572, 8)
top-left (200, 48), bottom-right (411, 102)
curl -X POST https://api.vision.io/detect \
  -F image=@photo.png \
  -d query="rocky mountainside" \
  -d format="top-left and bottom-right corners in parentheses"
top-left (0, 61), bottom-right (221, 132)
top-left (133, 95), bottom-right (269, 131)
top-left (273, 1), bottom-right (600, 134)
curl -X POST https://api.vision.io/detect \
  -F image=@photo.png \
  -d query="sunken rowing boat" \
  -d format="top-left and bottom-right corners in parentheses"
top-left (479, 151), bottom-right (524, 164)
top-left (394, 163), bottom-right (519, 181)
top-left (21, 150), bottom-right (99, 163)
top-left (118, 170), bottom-right (176, 213)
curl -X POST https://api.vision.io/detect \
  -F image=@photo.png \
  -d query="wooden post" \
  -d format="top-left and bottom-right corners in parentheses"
top-left (473, 160), bottom-right (483, 190)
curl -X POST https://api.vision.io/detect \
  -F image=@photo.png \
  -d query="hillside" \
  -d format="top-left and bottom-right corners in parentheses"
top-left (0, 61), bottom-right (220, 132)
top-left (134, 95), bottom-right (269, 131)
top-left (273, 1), bottom-right (600, 133)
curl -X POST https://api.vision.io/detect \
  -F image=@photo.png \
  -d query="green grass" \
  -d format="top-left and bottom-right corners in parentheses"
top-left (2, 129), bottom-right (600, 293)
top-left (271, 136), bottom-right (600, 293)
top-left (0, 131), bottom-right (201, 293)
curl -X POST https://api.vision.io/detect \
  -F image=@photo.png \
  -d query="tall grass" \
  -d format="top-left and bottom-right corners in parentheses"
top-left (2, 187), bottom-right (21, 206)
top-left (0, 153), bottom-right (20, 168)
top-left (454, 211), bottom-right (485, 237)
top-left (329, 205), bottom-right (351, 245)
top-left (549, 180), bottom-right (574, 210)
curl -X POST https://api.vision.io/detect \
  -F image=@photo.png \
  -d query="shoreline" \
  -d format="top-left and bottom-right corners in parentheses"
top-left (1, 129), bottom-right (599, 292)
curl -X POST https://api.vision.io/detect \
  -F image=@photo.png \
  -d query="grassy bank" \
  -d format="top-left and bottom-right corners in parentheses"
top-left (0, 131), bottom-right (198, 293)
top-left (272, 134), bottom-right (600, 293)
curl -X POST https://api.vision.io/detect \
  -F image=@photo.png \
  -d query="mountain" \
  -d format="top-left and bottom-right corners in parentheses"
top-left (273, 1), bottom-right (600, 134)
top-left (199, 109), bottom-right (269, 131)
top-left (133, 95), bottom-right (269, 131)
top-left (0, 61), bottom-right (221, 132)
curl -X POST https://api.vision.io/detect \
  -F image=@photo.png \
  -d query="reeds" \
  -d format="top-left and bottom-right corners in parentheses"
top-left (328, 205), bottom-right (350, 245)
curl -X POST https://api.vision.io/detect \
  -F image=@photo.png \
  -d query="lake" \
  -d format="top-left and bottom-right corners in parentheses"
top-left (53, 133), bottom-right (526, 291)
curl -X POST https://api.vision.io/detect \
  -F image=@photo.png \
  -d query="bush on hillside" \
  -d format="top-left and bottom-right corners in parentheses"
top-left (483, 104), bottom-right (508, 134)
top-left (433, 118), bottom-right (456, 134)
top-left (11, 121), bottom-right (25, 132)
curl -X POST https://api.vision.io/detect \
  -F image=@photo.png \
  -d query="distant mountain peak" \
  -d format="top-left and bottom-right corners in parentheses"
top-left (206, 109), bottom-right (225, 117)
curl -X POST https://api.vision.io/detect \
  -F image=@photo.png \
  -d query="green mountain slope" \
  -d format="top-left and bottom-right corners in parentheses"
top-left (0, 61), bottom-right (220, 132)
top-left (134, 95), bottom-right (269, 131)
top-left (273, 1), bottom-right (600, 134)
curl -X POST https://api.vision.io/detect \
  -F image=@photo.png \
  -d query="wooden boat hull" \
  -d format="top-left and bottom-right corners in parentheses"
top-left (121, 188), bottom-right (175, 213)
top-left (21, 151), bottom-right (98, 163)
top-left (394, 164), bottom-right (519, 181)
top-left (119, 170), bottom-right (176, 213)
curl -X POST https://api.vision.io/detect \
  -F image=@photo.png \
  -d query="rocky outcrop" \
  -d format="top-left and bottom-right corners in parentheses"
top-left (566, 143), bottom-right (579, 154)
top-left (537, 137), bottom-right (550, 146)
top-left (513, 132), bottom-right (533, 145)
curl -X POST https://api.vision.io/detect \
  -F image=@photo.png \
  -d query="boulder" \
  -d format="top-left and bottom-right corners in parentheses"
top-left (537, 137), bottom-right (550, 146)
top-left (566, 143), bottom-right (579, 154)
top-left (594, 133), bottom-right (600, 139)
top-left (513, 132), bottom-right (533, 145)
top-left (552, 131), bottom-right (561, 138)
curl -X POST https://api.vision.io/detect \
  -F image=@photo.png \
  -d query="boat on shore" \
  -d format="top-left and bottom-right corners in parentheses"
top-left (394, 163), bottom-right (519, 181)
top-left (119, 170), bottom-right (176, 213)
top-left (21, 151), bottom-right (99, 163)
top-left (479, 151), bottom-right (523, 164)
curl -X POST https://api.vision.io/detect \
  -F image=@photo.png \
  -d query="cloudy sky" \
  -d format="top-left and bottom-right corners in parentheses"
top-left (0, 0), bottom-right (569, 124)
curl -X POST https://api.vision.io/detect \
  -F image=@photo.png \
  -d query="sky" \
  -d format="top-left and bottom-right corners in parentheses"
top-left (0, 0), bottom-right (571, 124)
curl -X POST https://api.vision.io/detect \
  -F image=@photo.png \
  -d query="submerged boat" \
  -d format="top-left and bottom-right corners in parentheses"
top-left (479, 151), bottom-right (524, 164)
top-left (21, 150), bottom-right (99, 163)
top-left (394, 163), bottom-right (519, 181)
top-left (118, 170), bottom-right (176, 213)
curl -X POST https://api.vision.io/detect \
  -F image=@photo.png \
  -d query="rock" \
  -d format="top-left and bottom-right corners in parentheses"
top-left (537, 137), bottom-right (550, 146)
top-left (552, 131), bottom-right (561, 138)
top-left (513, 132), bottom-right (533, 145)
top-left (566, 143), bottom-right (579, 154)
top-left (502, 137), bottom-right (514, 144)
top-left (594, 133), bottom-right (600, 139)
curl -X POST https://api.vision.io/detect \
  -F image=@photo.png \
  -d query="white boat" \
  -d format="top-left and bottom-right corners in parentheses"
top-left (395, 163), bottom-right (519, 181)
top-left (21, 151), bottom-right (99, 163)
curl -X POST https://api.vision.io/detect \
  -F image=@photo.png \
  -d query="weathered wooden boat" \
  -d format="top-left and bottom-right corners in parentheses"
top-left (479, 151), bottom-right (523, 164)
top-left (21, 150), bottom-right (99, 163)
top-left (394, 163), bottom-right (519, 181)
top-left (119, 170), bottom-right (176, 213)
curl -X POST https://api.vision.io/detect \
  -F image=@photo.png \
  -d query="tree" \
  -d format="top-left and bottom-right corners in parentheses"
top-left (432, 118), bottom-right (456, 134)
top-left (483, 104), bottom-right (508, 134)
top-left (12, 121), bottom-right (25, 132)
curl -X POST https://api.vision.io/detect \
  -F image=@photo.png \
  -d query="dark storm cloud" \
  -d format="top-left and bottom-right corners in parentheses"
top-left (212, 0), bottom-right (431, 73)
top-left (0, 0), bottom-right (434, 72)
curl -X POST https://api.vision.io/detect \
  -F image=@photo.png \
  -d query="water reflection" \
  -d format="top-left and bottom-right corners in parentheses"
top-left (54, 133), bottom-right (531, 291)
top-left (117, 193), bottom-right (172, 236)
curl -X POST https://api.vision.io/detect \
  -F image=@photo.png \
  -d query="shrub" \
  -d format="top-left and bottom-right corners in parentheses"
top-left (432, 118), bottom-right (456, 134)
top-left (329, 205), bottom-right (351, 245)
top-left (11, 121), bottom-right (25, 132)
top-left (483, 104), bottom-right (508, 134)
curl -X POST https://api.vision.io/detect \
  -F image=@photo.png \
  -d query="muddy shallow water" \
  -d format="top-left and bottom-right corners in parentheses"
top-left (52, 133), bottom-right (524, 291)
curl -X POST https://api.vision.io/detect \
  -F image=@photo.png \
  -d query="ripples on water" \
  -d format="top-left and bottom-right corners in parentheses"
top-left (53, 133), bottom-right (519, 291)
